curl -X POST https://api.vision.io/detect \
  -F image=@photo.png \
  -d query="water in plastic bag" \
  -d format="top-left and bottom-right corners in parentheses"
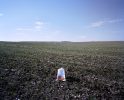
top-left (56, 68), bottom-right (66, 81)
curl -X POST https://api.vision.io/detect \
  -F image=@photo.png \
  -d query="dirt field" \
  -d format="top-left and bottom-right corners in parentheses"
top-left (0, 41), bottom-right (124, 100)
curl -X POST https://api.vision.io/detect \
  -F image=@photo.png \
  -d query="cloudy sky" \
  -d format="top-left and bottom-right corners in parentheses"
top-left (0, 0), bottom-right (124, 41)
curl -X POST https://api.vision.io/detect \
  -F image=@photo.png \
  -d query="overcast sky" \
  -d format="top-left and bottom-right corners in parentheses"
top-left (0, 0), bottom-right (124, 41)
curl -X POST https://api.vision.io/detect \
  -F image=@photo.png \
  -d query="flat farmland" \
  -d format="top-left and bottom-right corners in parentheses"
top-left (0, 41), bottom-right (124, 100)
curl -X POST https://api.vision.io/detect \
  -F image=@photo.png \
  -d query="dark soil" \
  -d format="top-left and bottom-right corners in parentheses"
top-left (0, 42), bottom-right (124, 100)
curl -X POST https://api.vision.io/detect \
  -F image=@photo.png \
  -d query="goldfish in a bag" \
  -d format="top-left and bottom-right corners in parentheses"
top-left (56, 68), bottom-right (66, 81)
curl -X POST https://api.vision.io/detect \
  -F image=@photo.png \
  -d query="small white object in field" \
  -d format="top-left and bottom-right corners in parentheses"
top-left (16, 98), bottom-right (20, 100)
top-left (56, 68), bottom-right (66, 81)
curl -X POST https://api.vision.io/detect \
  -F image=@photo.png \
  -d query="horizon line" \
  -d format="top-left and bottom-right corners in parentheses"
top-left (0, 40), bottom-right (124, 43)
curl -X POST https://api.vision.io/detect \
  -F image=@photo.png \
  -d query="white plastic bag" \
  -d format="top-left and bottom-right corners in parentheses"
top-left (56, 68), bottom-right (66, 81)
